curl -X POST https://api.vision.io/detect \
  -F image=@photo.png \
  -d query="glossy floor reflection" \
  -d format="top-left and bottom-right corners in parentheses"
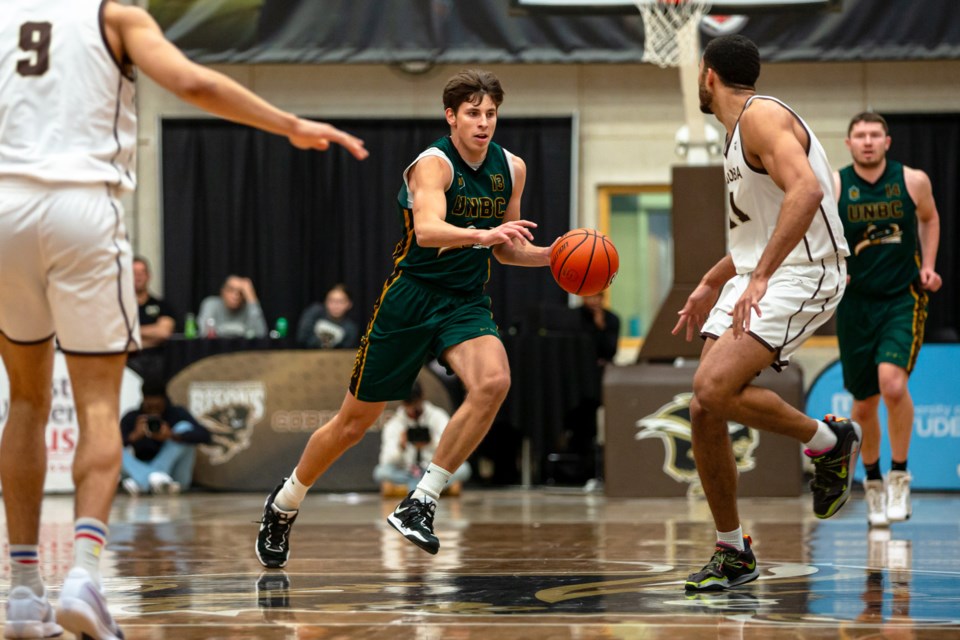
top-left (3, 490), bottom-right (960, 638)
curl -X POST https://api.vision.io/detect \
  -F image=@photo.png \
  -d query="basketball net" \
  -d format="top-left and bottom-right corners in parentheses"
top-left (636, 0), bottom-right (716, 164)
top-left (637, 0), bottom-right (712, 69)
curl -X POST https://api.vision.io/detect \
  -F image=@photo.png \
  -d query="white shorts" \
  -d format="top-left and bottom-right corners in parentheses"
top-left (0, 179), bottom-right (139, 354)
top-left (701, 257), bottom-right (846, 369)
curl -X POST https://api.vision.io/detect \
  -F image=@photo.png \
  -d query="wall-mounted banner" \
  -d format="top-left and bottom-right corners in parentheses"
top-left (806, 345), bottom-right (960, 490)
top-left (167, 350), bottom-right (452, 492)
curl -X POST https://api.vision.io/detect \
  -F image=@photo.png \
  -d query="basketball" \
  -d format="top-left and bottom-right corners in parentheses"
top-left (549, 228), bottom-right (619, 296)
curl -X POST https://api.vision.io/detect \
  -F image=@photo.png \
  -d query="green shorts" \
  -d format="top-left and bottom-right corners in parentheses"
top-left (836, 282), bottom-right (928, 400)
top-left (348, 273), bottom-right (500, 402)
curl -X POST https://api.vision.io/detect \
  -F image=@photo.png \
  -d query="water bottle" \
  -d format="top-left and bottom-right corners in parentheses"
top-left (184, 313), bottom-right (198, 339)
top-left (204, 317), bottom-right (217, 338)
top-left (274, 317), bottom-right (288, 339)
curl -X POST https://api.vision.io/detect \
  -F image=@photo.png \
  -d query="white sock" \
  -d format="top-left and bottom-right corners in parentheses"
top-left (9, 545), bottom-right (44, 596)
top-left (275, 468), bottom-right (311, 512)
top-left (804, 420), bottom-right (838, 455)
top-left (717, 527), bottom-right (745, 551)
top-left (412, 463), bottom-right (452, 503)
top-left (74, 518), bottom-right (108, 588)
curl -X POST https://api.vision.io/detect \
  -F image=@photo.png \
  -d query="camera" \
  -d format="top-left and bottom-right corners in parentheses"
top-left (145, 415), bottom-right (163, 435)
top-left (406, 425), bottom-right (431, 445)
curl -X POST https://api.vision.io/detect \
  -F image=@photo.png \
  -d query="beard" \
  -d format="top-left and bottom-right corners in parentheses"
top-left (698, 84), bottom-right (713, 115)
top-left (855, 153), bottom-right (885, 170)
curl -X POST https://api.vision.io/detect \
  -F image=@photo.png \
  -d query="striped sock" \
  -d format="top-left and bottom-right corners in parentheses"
top-left (74, 518), bottom-right (109, 587)
top-left (10, 545), bottom-right (44, 596)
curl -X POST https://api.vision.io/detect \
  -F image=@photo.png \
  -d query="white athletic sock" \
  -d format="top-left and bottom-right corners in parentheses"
top-left (804, 420), bottom-right (838, 455)
top-left (717, 527), bottom-right (745, 551)
top-left (412, 463), bottom-right (452, 503)
top-left (9, 545), bottom-right (44, 596)
top-left (275, 468), bottom-right (311, 512)
top-left (74, 518), bottom-right (108, 588)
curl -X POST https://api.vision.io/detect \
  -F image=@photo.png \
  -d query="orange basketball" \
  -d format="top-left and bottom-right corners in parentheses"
top-left (549, 228), bottom-right (619, 296)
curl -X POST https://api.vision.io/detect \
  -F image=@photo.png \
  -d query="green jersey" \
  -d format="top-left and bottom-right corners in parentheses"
top-left (838, 160), bottom-right (920, 296)
top-left (393, 135), bottom-right (513, 294)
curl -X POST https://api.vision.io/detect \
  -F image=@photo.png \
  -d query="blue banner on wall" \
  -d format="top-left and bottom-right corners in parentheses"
top-left (806, 345), bottom-right (960, 490)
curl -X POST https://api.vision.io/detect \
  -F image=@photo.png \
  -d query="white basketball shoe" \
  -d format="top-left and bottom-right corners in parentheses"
top-left (57, 568), bottom-right (123, 640)
top-left (886, 471), bottom-right (912, 522)
top-left (4, 586), bottom-right (62, 639)
top-left (863, 479), bottom-right (889, 528)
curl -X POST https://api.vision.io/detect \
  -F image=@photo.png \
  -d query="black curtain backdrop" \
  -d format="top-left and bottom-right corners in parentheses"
top-left (884, 114), bottom-right (959, 342)
top-left (160, 117), bottom-right (573, 339)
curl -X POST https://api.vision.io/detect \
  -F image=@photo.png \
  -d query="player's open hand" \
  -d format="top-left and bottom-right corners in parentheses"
top-left (288, 118), bottom-right (369, 160)
top-left (672, 282), bottom-right (716, 342)
top-left (920, 267), bottom-right (942, 293)
top-left (730, 276), bottom-right (767, 339)
top-left (483, 219), bottom-right (537, 249)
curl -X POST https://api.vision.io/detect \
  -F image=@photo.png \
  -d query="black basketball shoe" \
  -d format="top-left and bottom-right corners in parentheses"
top-left (808, 415), bottom-right (862, 519)
top-left (256, 480), bottom-right (299, 568)
top-left (387, 491), bottom-right (439, 555)
top-left (685, 536), bottom-right (759, 591)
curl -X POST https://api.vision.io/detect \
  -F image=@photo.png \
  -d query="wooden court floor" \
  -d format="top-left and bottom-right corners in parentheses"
top-left (4, 488), bottom-right (960, 639)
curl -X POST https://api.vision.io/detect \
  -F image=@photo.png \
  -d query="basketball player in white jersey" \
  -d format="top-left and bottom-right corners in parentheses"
top-left (0, 2), bottom-right (367, 638)
top-left (671, 35), bottom-right (860, 592)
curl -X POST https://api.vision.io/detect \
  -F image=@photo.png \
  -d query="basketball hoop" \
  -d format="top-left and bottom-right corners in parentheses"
top-left (636, 0), bottom-right (712, 68)
top-left (635, 0), bottom-right (719, 164)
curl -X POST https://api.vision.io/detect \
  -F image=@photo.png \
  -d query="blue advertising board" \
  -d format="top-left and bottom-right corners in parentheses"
top-left (806, 345), bottom-right (960, 490)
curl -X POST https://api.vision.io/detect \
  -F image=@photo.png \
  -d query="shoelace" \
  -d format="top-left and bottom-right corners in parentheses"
top-left (889, 477), bottom-right (907, 504)
top-left (810, 448), bottom-right (851, 491)
top-left (264, 510), bottom-right (294, 549)
top-left (811, 470), bottom-right (838, 492)
top-left (706, 547), bottom-right (744, 574)
top-left (866, 487), bottom-right (885, 512)
top-left (399, 499), bottom-right (437, 528)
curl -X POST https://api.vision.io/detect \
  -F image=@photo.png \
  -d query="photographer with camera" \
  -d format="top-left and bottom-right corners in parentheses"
top-left (374, 382), bottom-right (471, 497)
top-left (120, 378), bottom-right (212, 495)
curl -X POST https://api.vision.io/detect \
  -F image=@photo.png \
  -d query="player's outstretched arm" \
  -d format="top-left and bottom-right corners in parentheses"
top-left (493, 155), bottom-right (551, 267)
top-left (410, 156), bottom-right (537, 251)
top-left (105, 3), bottom-right (367, 159)
top-left (672, 254), bottom-right (735, 341)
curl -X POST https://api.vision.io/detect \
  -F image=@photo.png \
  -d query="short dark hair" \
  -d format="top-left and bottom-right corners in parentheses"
top-left (133, 255), bottom-right (150, 272)
top-left (442, 69), bottom-right (504, 114)
top-left (702, 35), bottom-right (760, 90)
top-left (141, 376), bottom-right (167, 398)
top-left (847, 111), bottom-right (889, 136)
top-left (404, 381), bottom-right (424, 404)
top-left (326, 282), bottom-right (352, 301)
top-left (222, 274), bottom-right (242, 289)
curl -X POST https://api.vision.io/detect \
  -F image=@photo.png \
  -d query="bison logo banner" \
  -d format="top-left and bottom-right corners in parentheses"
top-left (635, 392), bottom-right (759, 495)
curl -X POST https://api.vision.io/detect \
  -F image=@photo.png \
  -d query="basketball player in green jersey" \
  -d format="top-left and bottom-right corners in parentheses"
top-left (256, 69), bottom-right (555, 565)
top-left (834, 112), bottom-right (942, 527)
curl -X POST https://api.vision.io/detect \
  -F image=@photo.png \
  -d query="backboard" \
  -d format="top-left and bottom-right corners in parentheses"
top-left (511, 0), bottom-right (841, 13)
top-left (513, 0), bottom-right (841, 161)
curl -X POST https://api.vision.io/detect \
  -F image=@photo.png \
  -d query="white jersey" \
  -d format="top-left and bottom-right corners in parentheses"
top-left (0, 0), bottom-right (136, 191)
top-left (724, 96), bottom-right (848, 274)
